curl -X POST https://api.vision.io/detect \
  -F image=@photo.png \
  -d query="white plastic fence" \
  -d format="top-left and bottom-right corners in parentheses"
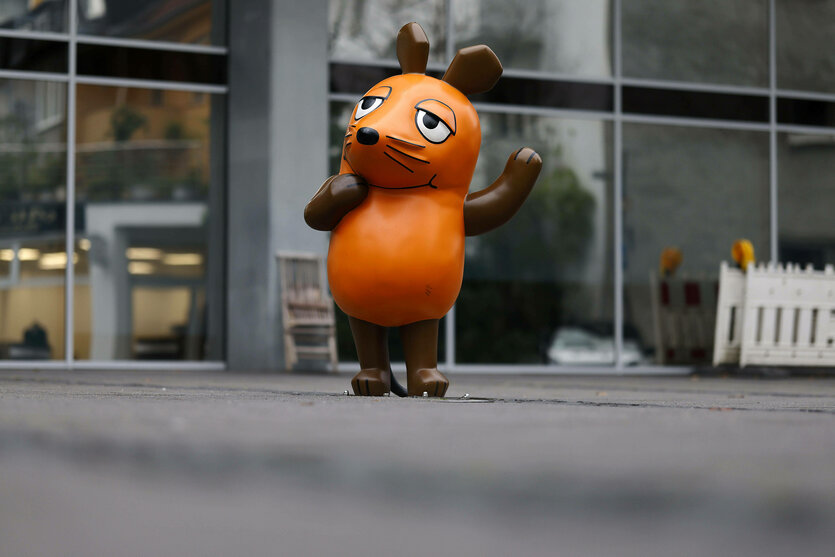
top-left (713, 261), bottom-right (835, 367)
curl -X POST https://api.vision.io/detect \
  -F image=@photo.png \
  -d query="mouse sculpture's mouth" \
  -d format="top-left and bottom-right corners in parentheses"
top-left (367, 173), bottom-right (438, 190)
top-left (344, 146), bottom-right (439, 190)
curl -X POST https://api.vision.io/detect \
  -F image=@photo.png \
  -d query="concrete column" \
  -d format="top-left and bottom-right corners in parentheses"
top-left (227, 0), bottom-right (329, 371)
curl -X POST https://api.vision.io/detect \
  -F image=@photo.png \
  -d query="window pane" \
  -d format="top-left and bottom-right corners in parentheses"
top-left (74, 85), bottom-right (225, 360)
top-left (454, 0), bottom-right (612, 78)
top-left (776, 0), bottom-right (835, 93)
top-left (0, 79), bottom-right (67, 360)
top-left (329, 0), bottom-right (447, 63)
top-left (0, 38), bottom-right (68, 74)
top-left (623, 87), bottom-right (769, 123)
top-left (458, 114), bottom-right (614, 365)
top-left (778, 132), bottom-right (835, 267)
top-left (623, 124), bottom-right (769, 366)
top-left (622, 0), bottom-right (768, 87)
top-left (0, 0), bottom-right (67, 33)
top-left (76, 44), bottom-right (226, 85)
top-left (77, 0), bottom-right (224, 46)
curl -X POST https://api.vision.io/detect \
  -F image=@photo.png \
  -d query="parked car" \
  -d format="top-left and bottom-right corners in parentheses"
top-left (546, 324), bottom-right (645, 366)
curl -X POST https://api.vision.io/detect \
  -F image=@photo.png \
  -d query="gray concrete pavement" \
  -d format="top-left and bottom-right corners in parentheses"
top-left (1, 369), bottom-right (834, 556)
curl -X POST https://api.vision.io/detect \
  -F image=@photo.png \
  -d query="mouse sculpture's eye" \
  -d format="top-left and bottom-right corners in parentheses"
top-left (415, 109), bottom-right (452, 143)
top-left (354, 96), bottom-right (385, 120)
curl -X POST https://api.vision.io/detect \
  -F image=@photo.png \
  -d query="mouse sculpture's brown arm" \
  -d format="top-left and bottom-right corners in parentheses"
top-left (463, 147), bottom-right (542, 236)
top-left (304, 174), bottom-right (369, 231)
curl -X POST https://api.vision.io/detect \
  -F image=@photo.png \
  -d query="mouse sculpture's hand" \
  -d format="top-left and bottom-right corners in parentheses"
top-left (304, 174), bottom-right (370, 231)
top-left (463, 147), bottom-right (542, 237)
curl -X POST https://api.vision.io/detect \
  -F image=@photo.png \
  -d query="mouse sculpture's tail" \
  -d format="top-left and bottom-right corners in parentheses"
top-left (390, 370), bottom-right (407, 397)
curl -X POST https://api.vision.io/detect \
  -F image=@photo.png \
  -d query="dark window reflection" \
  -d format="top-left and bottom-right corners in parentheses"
top-left (471, 77), bottom-right (613, 112)
top-left (77, 0), bottom-right (223, 46)
top-left (623, 86), bottom-right (769, 123)
top-left (777, 98), bottom-right (835, 129)
top-left (0, 0), bottom-right (67, 33)
top-left (0, 38), bottom-right (68, 73)
top-left (77, 44), bottom-right (225, 84)
top-left (0, 79), bottom-right (68, 360)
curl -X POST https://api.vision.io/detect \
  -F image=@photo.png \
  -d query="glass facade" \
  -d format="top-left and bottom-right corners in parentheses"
top-left (2, 0), bottom-right (834, 369)
top-left (0, 0), bottom-right (225, 364)
top-left (329, 0), bottom-right (835, 369)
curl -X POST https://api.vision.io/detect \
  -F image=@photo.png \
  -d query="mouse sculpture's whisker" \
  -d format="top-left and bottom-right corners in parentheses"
top-left (386, 144), bottom-right (429, 164)
top-left (384, 152), bottom-right (414, 173)
top-left (385, 135), bottom-right (426, 149)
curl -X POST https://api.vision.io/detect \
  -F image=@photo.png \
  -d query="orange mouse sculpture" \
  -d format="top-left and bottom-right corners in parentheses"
top-left (305, 22), bottom-right (541, 397)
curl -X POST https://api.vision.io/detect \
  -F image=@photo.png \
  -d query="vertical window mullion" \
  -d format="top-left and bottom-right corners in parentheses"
top-left (614, 0), bottom-right (624, 370)
top-left (64, 0), bottom-right (77, 366)
top-left (769, 0), bottom-right (778, 263)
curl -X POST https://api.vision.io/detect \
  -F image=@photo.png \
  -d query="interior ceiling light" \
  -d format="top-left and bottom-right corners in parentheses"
top-left (78, 238), bottom-right (92, 250)
top-left (17, 248), bottom-right (40, 261)
top-left (128, 261), bottom-right (155, 275)
top-left (163, 253), bottom-right (203, 266)
top-left (126, 247), bottom-right (163, 260)
top-left (0, 249), bottom-right (14, 261)
top-left (39, 252), bottom-right (78, 270)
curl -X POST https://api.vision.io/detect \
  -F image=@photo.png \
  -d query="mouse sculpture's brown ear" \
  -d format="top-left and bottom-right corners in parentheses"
top-left (397, 22), bottom-right (429, 74)
top-left (442, 45), bottom-right (503, 95)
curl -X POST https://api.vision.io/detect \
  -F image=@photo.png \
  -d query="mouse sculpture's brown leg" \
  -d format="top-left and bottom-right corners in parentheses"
top-left (348, 316), bottom-right (392, 396)
top-left (400, 319), bottom-right (448, 397)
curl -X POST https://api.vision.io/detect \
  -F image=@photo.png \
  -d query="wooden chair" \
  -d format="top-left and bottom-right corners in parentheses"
top-left (276, 251), bottom-right (338, 372)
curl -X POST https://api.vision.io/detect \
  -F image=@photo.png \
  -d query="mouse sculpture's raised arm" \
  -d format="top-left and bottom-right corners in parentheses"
top-left (305, 22), bottom-right (542, 397)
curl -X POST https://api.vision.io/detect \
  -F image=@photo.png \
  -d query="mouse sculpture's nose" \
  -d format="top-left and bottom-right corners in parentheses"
top-left (356, 127), bottom-right (379, 145)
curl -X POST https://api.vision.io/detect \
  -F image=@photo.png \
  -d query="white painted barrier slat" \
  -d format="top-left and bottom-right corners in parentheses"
top-left (797, 308), bottom-right (812, 347)
top-left (713, 262), bottom-right (746, 366)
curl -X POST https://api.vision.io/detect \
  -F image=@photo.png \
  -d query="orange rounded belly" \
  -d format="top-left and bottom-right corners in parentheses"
top-left (327, 188), bottom-right (464, 327)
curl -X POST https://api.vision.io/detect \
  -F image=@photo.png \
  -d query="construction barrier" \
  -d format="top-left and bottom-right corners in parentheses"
top-left (713, 261), bottom-right (835, 367)
top-left (650, 273), bottom-right (718, 365)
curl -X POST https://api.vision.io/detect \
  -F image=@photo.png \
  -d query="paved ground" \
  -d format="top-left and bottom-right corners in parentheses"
top-left (1, 368), bottom-right (834, 557)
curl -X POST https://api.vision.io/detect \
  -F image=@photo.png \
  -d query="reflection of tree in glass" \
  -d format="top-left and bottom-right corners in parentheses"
top-left (0, 113), bottom-right (64, 202)
top-left (467, 145), bottom-right (595, 281)
top-left (109, 105), bottom-right (147, 142)
top-left (459, 145), bottom-right (596, 363)
top-left (82, 106), bottom-right (207, 201)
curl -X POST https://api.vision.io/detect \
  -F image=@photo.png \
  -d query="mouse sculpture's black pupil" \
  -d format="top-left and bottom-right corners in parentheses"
top-left (423, 113), bottom-right (439, 129)
top-left (361, 98), bottom-right (376, 109)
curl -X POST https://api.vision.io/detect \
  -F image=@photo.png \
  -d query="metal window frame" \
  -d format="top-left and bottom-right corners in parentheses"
top-left (0, 0), bottom-right (227, 371)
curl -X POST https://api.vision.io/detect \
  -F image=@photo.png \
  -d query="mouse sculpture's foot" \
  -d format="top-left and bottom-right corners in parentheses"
top-left (351, 369), bottom-right (391, 396)
top-left (407, 368), bottom-right (449, 397)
